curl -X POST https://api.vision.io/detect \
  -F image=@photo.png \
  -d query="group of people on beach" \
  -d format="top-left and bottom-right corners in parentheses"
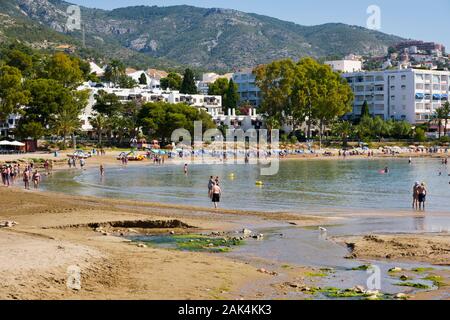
top-left (67, 156), bottom-right (86, 169)
top-left (207, 176), bottom-right (222, 209)
top-left (1, 162), bottom-right (42, 190)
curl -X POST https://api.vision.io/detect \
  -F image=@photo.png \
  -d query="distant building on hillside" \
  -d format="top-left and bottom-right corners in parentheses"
top-left (395, 41), bottom-right (446, 54)
top-left (325, 60), bottom-right (363, 73)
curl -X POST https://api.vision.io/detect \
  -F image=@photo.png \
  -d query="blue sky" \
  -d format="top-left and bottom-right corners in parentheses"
top-left (69, 0), bottom-right (450, 49)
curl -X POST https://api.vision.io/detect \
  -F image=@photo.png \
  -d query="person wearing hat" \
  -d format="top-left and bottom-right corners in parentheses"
top-left (412, 181), bottom-right (420, 209)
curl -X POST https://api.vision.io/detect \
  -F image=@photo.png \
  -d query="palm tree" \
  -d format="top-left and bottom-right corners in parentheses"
top-left (442, 101), bottom-right (450, 137)
top-left (52, 108), bottom-right (81, 147)
top-left (432, 106), bottom-right (447, 138)
top-left (332, 121), bottom-right (353, 148)
top-left (89, 113), bottom-right (108, 146)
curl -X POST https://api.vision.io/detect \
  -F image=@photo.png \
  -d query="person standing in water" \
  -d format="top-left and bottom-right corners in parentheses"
top-left (23, 169), bottom-right (30, 190)
top-left (207, 176), bottom-right (215, 195)
top-left (184, 163), bottom-right (188, 175)
top-left (412, 181), bottom-right (420, 209)
top-left (210, 183), bottom-right (222, 209)
top-left (417, 183), bottom-right (427, 210)
top-left (32, 170), bottom-right (41, 189)
top-left (100, 164), bottom-right (105, 177)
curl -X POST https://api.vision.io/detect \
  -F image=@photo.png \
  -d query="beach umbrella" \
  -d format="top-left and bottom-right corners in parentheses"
top-left (0, 140), bottom-right (13, 146)
top-left (10, 141), bottom-right (25, 147)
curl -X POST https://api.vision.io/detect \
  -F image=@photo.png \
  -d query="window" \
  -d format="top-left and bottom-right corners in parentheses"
top-left (401, 75), bottom-right (406, 80)
top-left (416, 83), bottom-right (424, 90)
top-left (415, 74), bottom-right (424, 81)
top-left (401, 85), bottom-right (406, 90)
top-left (390, 85), bottom-right (395, 90)
top-left (433, 75), bottom-right (440, 83)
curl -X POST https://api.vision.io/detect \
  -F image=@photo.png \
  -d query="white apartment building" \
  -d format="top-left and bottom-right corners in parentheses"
top-left (325, 60), bottom-right (362, 73)
top-left (78, 84), bottom-right (223, 132)
top-left (232, 69), bottom-right (262, 107)
top-left (0, 114), bottom-right (20, 136)
top-left (343, 68), bottom-right (450, 124)
top-left (213, 108), bottom-right (263, 132)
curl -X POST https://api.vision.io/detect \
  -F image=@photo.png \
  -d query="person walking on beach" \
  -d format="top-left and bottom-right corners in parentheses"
top-left (32, 170), bottom-right (41, 189)
top-left (210, 183), bottom-right (222, 209)
top-left (417, 183), bottom-right (427, 210)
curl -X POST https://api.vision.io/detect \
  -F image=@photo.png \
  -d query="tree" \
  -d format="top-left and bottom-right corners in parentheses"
top-left (254, 59), bottom-right (297, 128)
top-left (332, 121), bottom-right (353, 147)
top-left (138, 102), bottom-right (215, 142)
top-left (117, 75), bottom-right (138, 88)
top-left (139, 73), bottom-right (147, 85)
top-left (23, 79), bottom-right (88, 143)
top-left (93, 90), bottom-right (123, 117)
top-left (160, 72), bottom-right (182, 90)
top-left (224, 79), bottom-right (239, 109)
top-left (432, 106), bottom-right (447, 138)
top-left (180, 69), bottom-right (197, 94)
top-left (3, 49), bottom-right (33, 76)
top-left (361, 100), bottom-right (370, 119)
top-left (414, 127), bottom-right (426, 142)
top-left (16, 121), bottom-right (45, 140)
top-left (51, 104), bottom-right (82, 147)
top-left (88, 113), bottom-right (108, 145)
top-left (45, 52), bottom-right (83, 88)
top-left (391, 120), bottom-right (412, 139)
top-left (0, 66), bottom-right (30, 122)
top-left (208, 78), bottom-right (229, 96)
top-left (256, 57), bottom-right (353, 143)
top-left (103, 59), bottom-right (125, 87)
top-left (439, 102), bottom-right (450, 137)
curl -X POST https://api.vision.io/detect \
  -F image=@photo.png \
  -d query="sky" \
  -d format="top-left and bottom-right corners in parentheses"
top-left (68, 0), bottom-right (450, 49)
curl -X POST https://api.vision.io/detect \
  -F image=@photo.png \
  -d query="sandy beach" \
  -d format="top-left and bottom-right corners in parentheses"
top-left (1, 151), bottom-right (449, 300)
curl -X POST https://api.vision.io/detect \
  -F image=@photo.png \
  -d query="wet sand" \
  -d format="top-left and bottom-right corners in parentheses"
top-left (335, 234), bottom-right (450, 266)
top-left (0, 187), bottom-right (327, 300)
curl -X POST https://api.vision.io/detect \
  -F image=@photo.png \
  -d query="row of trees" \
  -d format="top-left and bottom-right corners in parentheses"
top-left (254, 57), bottom-right (354, 146)
top-left (0, 43), bottom-right (90, 145)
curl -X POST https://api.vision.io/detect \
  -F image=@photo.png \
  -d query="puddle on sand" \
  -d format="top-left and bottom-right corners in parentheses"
top-left (127, 234), bottom-right (244, 253)
top-left (224, 221), bottom-right (449, 299)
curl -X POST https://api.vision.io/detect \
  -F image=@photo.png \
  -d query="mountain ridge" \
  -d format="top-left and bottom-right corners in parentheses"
top-left (1, 0), bottom-right (411, 71)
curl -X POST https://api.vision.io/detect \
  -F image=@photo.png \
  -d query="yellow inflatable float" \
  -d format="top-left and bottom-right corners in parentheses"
top-left (255, 181), bottom-right (264, 186)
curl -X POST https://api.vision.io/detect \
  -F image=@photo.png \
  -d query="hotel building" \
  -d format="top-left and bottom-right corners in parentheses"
top-left (342, 68), bottom-right (450, 124)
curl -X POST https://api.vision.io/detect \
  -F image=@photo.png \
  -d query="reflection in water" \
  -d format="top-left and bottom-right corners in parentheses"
top-left (414, 215), bottom-right (426, 231)
top-left (42, 158), bottom-right (450, 213)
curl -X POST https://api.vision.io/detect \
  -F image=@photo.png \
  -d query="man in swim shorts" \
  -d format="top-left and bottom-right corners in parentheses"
top-left (211, 183), bottom-right (222, 209)
top-left (417, 182), bottom-right (427, 210)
